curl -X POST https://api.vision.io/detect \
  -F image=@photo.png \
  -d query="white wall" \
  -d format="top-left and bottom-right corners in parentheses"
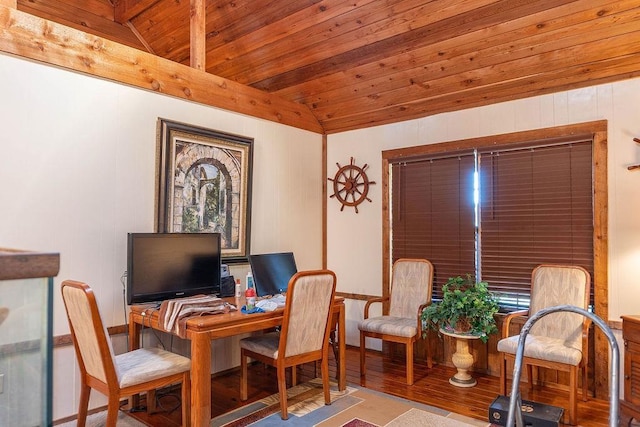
top-left (327, 79), bottom-right (640, 360)
top-left (0, 53), bottom-right (323, 421)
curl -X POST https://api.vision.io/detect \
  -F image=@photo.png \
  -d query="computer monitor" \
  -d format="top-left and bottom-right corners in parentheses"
top-left (248, 252), bottom-right (297, 297)
top-left (127, 232), bottom-right (222, 304)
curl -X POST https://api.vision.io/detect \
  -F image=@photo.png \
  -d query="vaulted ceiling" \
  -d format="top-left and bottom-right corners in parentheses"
top-left (12, 0), bottom-right (640, 134)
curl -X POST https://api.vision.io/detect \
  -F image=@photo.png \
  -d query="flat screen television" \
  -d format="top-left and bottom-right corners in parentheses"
top-left (248, 252), bottom-right (297, 297)
top-left (127, 232), bottom-right (222, 305)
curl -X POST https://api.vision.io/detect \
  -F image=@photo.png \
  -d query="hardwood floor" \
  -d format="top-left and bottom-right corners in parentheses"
top-left (128, 345), bottom-right (612, 426)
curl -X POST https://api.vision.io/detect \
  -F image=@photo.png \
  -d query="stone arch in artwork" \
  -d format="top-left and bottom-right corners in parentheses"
top-left (171, 142), bottom-right (241, 249)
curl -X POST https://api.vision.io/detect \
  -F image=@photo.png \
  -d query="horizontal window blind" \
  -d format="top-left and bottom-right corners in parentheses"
top-left (391, 155), bottom-right (476, 299)
top-left (478, 141), bottom-right (594, 305)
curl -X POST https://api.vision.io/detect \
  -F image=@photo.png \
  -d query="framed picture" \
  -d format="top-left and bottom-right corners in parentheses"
top-left (156, 119), bottom-right (253, 263)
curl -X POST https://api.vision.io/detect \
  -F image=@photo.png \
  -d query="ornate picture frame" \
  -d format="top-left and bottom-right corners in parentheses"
top-left (156, 119), bottom-right (253, 264)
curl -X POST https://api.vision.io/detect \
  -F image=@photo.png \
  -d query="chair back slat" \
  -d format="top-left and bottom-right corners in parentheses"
top-left (281, 271), bottom-right (336, 358)
top-left (389, 259), bottom-right (433, 318)
top-left (61, 281), bottom-right (116, 384)
top-left (529, 265), bottom-right (590, 350)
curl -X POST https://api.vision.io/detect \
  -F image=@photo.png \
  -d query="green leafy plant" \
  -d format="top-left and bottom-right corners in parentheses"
top-left (421, 275), bottom-right (499, 343)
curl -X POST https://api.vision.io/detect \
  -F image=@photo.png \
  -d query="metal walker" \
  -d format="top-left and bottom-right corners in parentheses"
top-left (505, 305), bottom-right (620, 427)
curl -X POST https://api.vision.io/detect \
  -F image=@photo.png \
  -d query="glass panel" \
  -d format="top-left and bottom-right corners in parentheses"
top-left (0, 276), bottom-right (53, 427)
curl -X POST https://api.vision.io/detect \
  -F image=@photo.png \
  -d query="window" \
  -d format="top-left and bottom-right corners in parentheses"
top-left (391, 154), bottom-right (475, 299)
top-left (478, 141), bottom-right (594, 308)
top-left (383, 121), bottom-right (608, 397)
top-left (389, 138), bottom-right (594, 309)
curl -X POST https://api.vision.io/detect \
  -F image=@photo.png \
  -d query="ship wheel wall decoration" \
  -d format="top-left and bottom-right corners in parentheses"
top-left (328, 157), bottom-right (376, 213)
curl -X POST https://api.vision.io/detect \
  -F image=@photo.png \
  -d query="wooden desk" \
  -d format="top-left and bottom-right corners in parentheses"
top-left (129, 296), bottom-right (346, 427)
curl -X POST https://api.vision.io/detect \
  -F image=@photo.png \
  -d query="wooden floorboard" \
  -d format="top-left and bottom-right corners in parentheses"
top-left (127, 345), bottom-right (612, 426)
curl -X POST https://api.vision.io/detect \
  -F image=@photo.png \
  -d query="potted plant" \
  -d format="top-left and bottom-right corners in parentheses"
top-left (421, 275), bottom-right (499, 343)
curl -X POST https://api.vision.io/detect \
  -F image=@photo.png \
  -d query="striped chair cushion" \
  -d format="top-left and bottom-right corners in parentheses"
top-left (115, 347), bottom-right (191, 389)
top-left (497, 334), bottom-right (583, 366)
top-left (239, 332), bottom-right (280, 359)
top-left (358, 316), bottom-right (417, 338)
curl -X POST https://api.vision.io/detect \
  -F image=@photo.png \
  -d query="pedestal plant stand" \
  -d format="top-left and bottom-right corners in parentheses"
top-left (439, 329), bottom-right (481, 387)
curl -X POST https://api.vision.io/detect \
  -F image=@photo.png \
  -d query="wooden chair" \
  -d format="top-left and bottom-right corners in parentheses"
top-left (358, 258), bottom-right (434, 385)
top-left (497, 265), bottom-right (591, 426)
top-left (61, 280), bottom-right (191, 427)
top-left (239, 270), bottom-right (337, 420)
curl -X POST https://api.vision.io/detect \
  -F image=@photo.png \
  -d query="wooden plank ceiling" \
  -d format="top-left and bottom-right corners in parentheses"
top-left (14, 0), bottom-right (640, 134)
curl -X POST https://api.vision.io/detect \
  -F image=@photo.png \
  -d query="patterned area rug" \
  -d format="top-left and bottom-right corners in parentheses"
top-left (211, 378), bottom-right (491, 427)
top-left (59, 379), bottom-right (491, 426)
top-left (57, 410), bottom-right (146, 427)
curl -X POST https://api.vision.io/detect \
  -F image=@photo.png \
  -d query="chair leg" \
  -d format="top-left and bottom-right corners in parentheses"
top-left (406, 341), bottom-right (414, 385)
top-left (581, 363), bottom-right (588, 402)
top-left (277, 365), bottom-right (289, 420)
top-left (330, 330), bottom-right (340, 380)
top-left (106, 395), bottom-right (120, 427)
top-left (322, 353), bottom-right (331, 406)
top-left (181, 372), bottom-right (191, 427)
top-left (291, 364), bottom-right (298, 386)
top-left (147, 389), bottom-right (157, 413)
top-left (360, 332), bottom-right (366, 381)
top-left (240, 350), bottom-right (248, 401)
top-left (425, 331), bottom-right (433, 369)
top-left (569, 366), bottom-right (578, 425)
top-left (499, 355), bottom-right (507, 396)
top-left (526, 364), bottom-right (534, 390)
top-left (76, 384), bottom-right (90, 427)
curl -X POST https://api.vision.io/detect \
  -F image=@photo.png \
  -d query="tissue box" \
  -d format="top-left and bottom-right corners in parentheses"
top-left (488, 395), bottom-right (563, 427)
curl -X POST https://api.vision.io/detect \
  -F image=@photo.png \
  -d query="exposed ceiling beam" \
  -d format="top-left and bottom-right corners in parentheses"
top-left (0, 6), bottom-right (323, 134)
top-left (190, 0), bottom-right (205, 71)
top-left (9, 0), bottom-right (640, 134)
top-left (125, 20), bottom-right (155, 54)
top-left (114, 0), bottom-right (161, 24)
